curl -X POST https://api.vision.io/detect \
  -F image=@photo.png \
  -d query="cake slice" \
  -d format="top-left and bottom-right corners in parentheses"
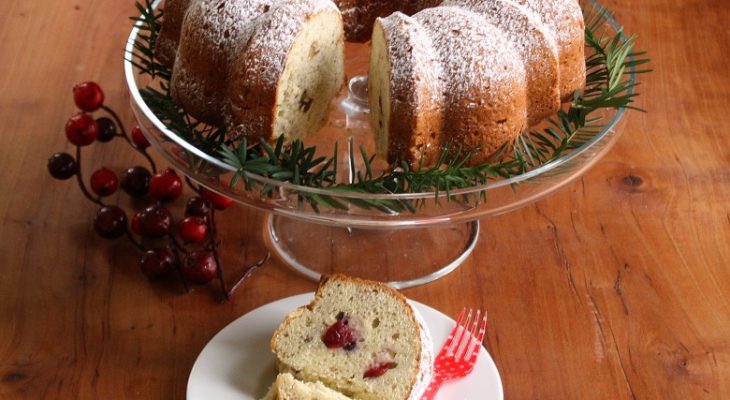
top-left (261, 373), bottom-right (353, 400)
top-left (270, 275), bottom-right (433, 400)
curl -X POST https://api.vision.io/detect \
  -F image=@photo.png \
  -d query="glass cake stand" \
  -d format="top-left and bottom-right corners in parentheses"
top-left (124, 0), bottom-right (635, 289)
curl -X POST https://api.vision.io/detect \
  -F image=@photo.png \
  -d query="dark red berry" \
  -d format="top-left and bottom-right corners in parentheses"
top-left (137, 204), bottom-right (173, 238)
top-left (96, 117), bottom-right (116, 143)
top-left (93, 206), bottom-right (128, 239)
top-left (201, 187), bottom-right (234, 210)
top-left (121, 166), bottom-right (151, 198)
top-left (90, 168), bottom-right (119, 197)
top-left (140, 248), bottom-right (174, 279)
top-left (179, 217), bottom-right (207, 243)
top-left (73, 81), bottom-right (105, 112)
top-left (363, 362), bottom-right (397, 379)
top-left (65, 113), bottom-right (99, 146)
top-left (131, 126), bottom-right (150, 149)
top-left (131, 212), bottom-right (142, 235)
top-left (185, 196), bottom-right (210, 218)
top-left (47, 152), bottom-right (77, 180)
top-left (181, 251), bottom-right (218, 285)
top-left (322, 320), bottom-right (356, 350)
top-left (149, 168), bottom-right (183, 202)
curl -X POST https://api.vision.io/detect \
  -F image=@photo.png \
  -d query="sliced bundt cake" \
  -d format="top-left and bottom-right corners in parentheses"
top-left (154, 0), bottom-right (585, 166)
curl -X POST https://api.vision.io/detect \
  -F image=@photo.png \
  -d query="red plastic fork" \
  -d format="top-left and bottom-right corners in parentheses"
top-left (422, 308), bottom-right (488, 400)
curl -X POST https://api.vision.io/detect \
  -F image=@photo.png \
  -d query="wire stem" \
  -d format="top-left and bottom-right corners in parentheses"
top-left (101, 105), bottom-right (158, 173)
top-left (206, 208), bottom-right (230, 301)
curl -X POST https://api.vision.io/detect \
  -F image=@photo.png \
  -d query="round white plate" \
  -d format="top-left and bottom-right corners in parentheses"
top-left (188, 293), bottom-right (503, 400)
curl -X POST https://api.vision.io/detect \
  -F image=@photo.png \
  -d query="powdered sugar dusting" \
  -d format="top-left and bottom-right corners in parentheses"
top-left (516, 0), bottom-right (583, 46)
top-left (444, 0), bottom-right (560, 122)
top-left (414, 6), bottom-right (524, 99)
top-left (515, 0), bottom-right (586, 96)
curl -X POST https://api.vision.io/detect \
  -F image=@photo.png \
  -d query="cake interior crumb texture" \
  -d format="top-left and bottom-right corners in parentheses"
top-left (262, 373), bottom-right (354, 400)
top-left (273, 11), bottom-right (345, 141)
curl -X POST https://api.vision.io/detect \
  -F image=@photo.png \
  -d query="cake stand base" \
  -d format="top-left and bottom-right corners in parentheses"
top-left (265, 215), bottom-right (479, 289)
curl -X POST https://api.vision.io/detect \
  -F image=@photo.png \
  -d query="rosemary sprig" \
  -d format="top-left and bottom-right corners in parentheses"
top-left (127, 0), bottom-right (650, 214)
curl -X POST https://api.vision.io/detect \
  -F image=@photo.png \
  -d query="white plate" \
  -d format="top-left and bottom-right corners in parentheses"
top-left (188, 294), bottom-right (503, 400)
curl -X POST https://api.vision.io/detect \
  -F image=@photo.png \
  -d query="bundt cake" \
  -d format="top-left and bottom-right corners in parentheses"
top-left (262, 373), bottom-right (353, 400)
top-left (155, 0), bottom-right (585, 165)
top-left (269, 274), bottom-right (433, 400)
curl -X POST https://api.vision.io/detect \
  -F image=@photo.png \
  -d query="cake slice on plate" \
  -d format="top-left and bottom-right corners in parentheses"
top-left (268, 274), bottom-right (434, 400)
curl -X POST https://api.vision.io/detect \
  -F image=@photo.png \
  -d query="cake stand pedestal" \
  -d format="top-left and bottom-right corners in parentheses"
top-left (266, 215), bottom-right (480, 289)
top-left (261, 75), bottom-right (479, 289)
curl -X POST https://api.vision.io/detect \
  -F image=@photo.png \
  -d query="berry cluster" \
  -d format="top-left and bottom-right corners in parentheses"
top-left (47, 81), bottom-right (268, 301)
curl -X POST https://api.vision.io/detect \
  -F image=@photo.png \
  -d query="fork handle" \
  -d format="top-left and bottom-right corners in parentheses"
top-left (421, 373), bottom-right (446, 400)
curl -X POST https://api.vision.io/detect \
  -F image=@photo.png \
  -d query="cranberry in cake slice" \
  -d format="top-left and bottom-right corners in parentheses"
top-left (270, 275), bottom-right (433, 400)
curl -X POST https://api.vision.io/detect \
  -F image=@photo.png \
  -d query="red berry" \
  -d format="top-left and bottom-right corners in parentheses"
top-left (90, 168), bottom-right (119, 197)
top-left (149, 168), bottom-right (183, 202)
top-left (47, 152), bottom-right (77, 180)
top-left (65, 113), bottom-right (99, 146)
top-left (131, 126), bottom-right (150, 149)
top-left (181, 251), bottom-right (218, 285)
top-left (201, 187), bottom-right (234, 210)
top-left (131, 212), bottom-right (142, 235)
top-left (185, 196), bottom-right (210, 217)
top-left (179, 217), bottom-right (207, 243)
top-left (96, 117), bottom-right (117, 143)
top-left (322, 319), bottom-right (356, 350)
top-left (94, 206), bottom-right (128, 239)
top-left (363, 362), bottom-right (397, 379)
top-left (137, 204), bottom-right (173, 238)
top-left (140, 248), bottom-right (174, 279)
top-left (73, 81), bottom-right (104, 112)
top-left (121, 166), bottom-right (151, 198)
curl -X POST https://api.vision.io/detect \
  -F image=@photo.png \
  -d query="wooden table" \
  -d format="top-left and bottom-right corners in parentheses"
top-left (1, 0), bottom-right (728, 398)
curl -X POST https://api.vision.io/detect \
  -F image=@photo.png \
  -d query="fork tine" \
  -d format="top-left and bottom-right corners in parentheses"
top-left (450, 309), bottom-right (473, 355)
top-left (467, 311), bottom-right (489, 360)
top-left (440, 308), bottom-right (466, 352)
top-left (456, 309), bottom-right (480, 360)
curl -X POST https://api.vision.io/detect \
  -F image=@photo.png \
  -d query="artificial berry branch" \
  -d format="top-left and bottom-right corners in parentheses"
top-left (48, 81), bottom-right (269, 302)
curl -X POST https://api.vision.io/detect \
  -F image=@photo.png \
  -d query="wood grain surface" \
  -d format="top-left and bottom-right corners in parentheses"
top-left (1, 0), bottom-right (729, 399)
